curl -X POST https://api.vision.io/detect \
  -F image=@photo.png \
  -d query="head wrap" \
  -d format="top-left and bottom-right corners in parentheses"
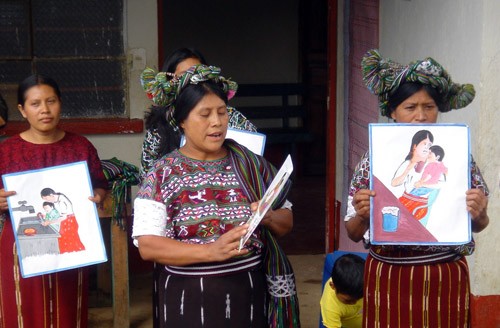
top-left (140, 64), bottom-right (238, 128)
top-left (361, 49), bottom-right (475, 117)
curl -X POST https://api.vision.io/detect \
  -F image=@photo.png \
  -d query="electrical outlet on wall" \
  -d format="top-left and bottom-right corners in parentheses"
top-left (130, 48), bottom-right (146, 71)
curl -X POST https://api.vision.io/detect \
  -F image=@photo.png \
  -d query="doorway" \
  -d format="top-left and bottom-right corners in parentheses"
top-left (158, 0), bottom-right (328, 255)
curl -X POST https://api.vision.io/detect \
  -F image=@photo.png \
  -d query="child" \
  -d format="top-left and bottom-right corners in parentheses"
top-left (40, 201), bottom-right (61, 232)
top-left (320, 254), bottom-right (365, 328)
top-left (413, 145), bottom-right (448, 190)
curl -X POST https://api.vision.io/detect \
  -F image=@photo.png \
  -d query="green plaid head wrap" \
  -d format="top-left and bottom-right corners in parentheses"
top-left (361, 49), bottom-right (475, 118)
top-left (140, 64), bottom-right (238, 129)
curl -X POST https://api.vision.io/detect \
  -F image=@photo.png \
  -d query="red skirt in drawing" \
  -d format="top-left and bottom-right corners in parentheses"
top-left (399, 191), bottom-right (428, 220)
top-left (58, 214), bottom-right (85, 253)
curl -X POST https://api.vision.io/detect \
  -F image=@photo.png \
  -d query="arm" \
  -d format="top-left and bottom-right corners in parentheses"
top-left (136, 224), bottom-right (249, 266)
top-left (391, 160), bottom-right (416, 187)
top-left (259, 207), bottom-right (293, 238)
top-left (345, 189), bottom-right (375, 242)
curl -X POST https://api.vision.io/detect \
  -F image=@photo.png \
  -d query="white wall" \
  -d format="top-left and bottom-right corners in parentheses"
top-left (379, 0), bottom-right (500, 296)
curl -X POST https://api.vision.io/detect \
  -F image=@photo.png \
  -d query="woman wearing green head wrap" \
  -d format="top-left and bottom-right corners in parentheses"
top-left (345, 49), bottom-right (489, 327)
top-left (140, 48), bottom-right (257, 181)
top-left (135, 64), bottom-right (299, 327)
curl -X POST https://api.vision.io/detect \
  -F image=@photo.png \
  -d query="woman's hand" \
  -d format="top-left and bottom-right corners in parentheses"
top-left (0, 189), bottom-right (16, 212)
top-left (206, 224), bottom-right (249, 261)
top-left (138, 224), bottom-right (250, 266)
top-left (352, 189), bottom-right (374, 220)
top-left (252, 202), bottom-right (293, 238)
top-left (467, 188), bottom-right (489, 233)
top-left (345, 189), bottom-right (375, 242)
top-left (89, 188), bottom-right (107, 208)
top-left (391, 161), bottom-right (417, 187)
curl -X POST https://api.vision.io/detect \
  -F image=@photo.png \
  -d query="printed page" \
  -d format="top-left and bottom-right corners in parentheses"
top-left (239, 155), bottom-right (293, 250)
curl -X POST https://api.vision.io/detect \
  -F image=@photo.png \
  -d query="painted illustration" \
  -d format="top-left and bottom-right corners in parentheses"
top-left (2, 161), bottom-right (107, 278)
top-left (369, 124), bottom-right (470, 245)
top-left (239, 155), bottom-right (293, 250)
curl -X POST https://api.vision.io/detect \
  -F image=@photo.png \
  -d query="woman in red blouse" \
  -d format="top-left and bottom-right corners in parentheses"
top-left (0, 74), bottom-right (108, 327)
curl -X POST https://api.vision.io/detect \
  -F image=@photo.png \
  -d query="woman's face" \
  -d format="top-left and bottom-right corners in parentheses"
top-left (180, 92), bottom-right (229, 160)
top-left (174, 57), bottom-right (202, 76)
top-left (18, 84), bottom-right (61, 134)
top-left (390, 89), bottom-right (438, 123)
top-left (413, 136), bottom-right (432, 162)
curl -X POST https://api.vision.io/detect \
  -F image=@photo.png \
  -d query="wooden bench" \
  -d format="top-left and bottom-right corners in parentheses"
top-left (232, 83), bottom-right (314, 168)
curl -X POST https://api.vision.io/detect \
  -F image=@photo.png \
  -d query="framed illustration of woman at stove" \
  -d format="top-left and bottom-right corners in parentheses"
top-left (2, 161), bottom-right (107, 278)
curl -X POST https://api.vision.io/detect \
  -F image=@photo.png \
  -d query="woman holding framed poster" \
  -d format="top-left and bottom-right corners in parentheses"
top-left (0, 75), bottom-right (107, 327)
top-left (345, 49), bottom-right (490, 327)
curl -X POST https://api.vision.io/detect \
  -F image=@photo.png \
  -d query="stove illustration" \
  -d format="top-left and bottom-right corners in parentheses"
top-left (14, 201), bottom-right (60, 259)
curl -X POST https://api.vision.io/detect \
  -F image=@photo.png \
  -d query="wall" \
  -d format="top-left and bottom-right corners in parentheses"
top-left (86, 0), bottom-right (156, 173)
top-left (377, 0), bottom-right (500, 323)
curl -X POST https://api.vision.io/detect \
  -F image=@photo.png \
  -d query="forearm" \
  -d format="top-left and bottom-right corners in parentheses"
top-left (260, 208), bottom-right (293, 238)
top-left (137, 235), bottom-right (212, 266)
top-left (345, 215), bottom-right (369, 242)
top-left (472, 213), bottom-right (489, 233)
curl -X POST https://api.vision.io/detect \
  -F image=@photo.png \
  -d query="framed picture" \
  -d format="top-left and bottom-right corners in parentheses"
top-left (2, 161), bottom-right (107, 278)
top-left (369, 123), bottom-right (470, 245)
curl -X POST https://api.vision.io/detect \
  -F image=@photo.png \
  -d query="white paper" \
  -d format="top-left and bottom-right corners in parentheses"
top-left (181, 127), bottom-right (267, 155)
top-left (238, 155), bottom-right (294, 250)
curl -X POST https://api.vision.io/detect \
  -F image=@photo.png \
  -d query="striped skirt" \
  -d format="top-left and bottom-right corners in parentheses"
top-left (363, 253), bottom-right (470, 328)
top-left (154, 267), bottom-right (267, 328)
top-left (0, 219), bottom-right (88, 328)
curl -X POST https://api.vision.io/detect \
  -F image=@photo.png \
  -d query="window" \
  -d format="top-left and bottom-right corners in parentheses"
top-left (0, 0), bottom-right (127, 123)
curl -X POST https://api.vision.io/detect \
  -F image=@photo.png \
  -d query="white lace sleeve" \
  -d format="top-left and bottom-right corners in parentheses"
top-left (281, 199), bottom-right (293, 211)
top-left (132, 198), bottom-right (167, 247)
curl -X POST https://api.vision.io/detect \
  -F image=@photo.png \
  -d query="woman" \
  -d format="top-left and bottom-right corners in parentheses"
top-left (141, 47), bottom-right (256, 179)
top-left (391, 129), bottom-right (436, 220)
top-left (0, 74), bottom-right (107, 327)
top-left (40, 187), bottom-right (86, 253)
top-left (345, 49), bottom-right (489, 327)
top-left (133, 64), bottom-right (299, 327)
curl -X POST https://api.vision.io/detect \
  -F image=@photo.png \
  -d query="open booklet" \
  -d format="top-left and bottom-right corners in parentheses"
top-left (238, 154), bottom-right (294, 250)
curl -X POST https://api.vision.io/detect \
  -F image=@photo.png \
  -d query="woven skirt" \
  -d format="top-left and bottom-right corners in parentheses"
top-left (363, 253), bottom-right (470, 327)
top-left (154, 267), bottom-right (267, 328)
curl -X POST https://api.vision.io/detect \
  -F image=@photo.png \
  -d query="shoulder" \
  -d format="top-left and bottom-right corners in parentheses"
top-left (62, 131), bottom-right (90, 143)
top-left (0, 134), bottom-right (22, 147)
top-left (61, 132), bottom-right (98, 150)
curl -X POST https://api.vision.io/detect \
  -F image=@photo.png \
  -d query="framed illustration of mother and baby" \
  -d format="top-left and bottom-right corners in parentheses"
top-left (369, 123), bottom-right (470, 246)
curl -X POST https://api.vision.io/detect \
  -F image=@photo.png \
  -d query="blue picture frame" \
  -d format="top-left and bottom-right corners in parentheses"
top-left (369, 123), bottom-right (471, 246)
top-left (2, 161), bottom-right (107, 278)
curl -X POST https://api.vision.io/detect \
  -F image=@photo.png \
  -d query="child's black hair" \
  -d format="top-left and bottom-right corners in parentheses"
top-left (330, 254), bottom-right (365, 299)
top-left (429, 145), bottom-right (445, 161)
